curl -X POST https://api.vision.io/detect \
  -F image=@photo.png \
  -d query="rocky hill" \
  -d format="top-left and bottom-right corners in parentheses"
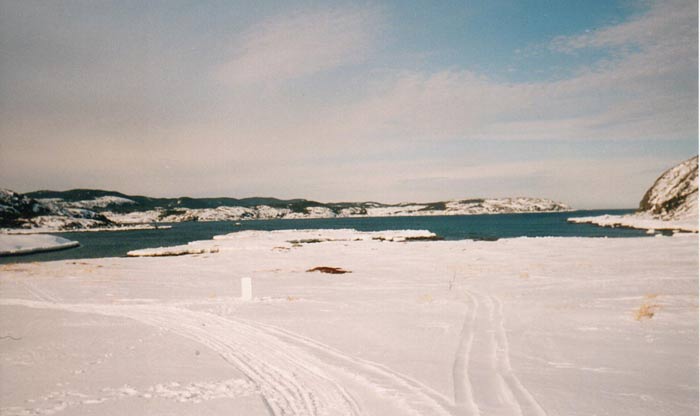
top-left (100, 196), bottom-right (570, 224)
top-left (1, 188), bottom-right (572, 231)
top-left (569, 156), bottom-right (698, 232)
top-left (639, 156), bottom-right (698, 220)
top-left (0, 189), bottom-right (113, 231)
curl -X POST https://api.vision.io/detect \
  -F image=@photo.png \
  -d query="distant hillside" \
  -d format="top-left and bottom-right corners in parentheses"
top-left (25, 189), bottom-right (342, 214)
top-left (0, 189), bottom-right (113, 230)
top-left (638, 156), bottom-right (698, 220)
top-left (1, 188), bottom-right (572, 231)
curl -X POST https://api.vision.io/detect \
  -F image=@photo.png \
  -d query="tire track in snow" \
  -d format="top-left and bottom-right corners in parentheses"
top-left (453, 291), bottom-right (547, 416)
top-left (3, 293), bottom-right (546, 416)
top-left (468, 293), bottom-right (522, 415)
top-left (234, 317), bottom-right (455, 416)
top-left (491, 296), bottom-right (547, 416)
top-left (452, 290), bottom-right (481, 415)
top-left (0, 299), bottom-right (360, 416)
top-left (21, 280), bottom-right (61, 303)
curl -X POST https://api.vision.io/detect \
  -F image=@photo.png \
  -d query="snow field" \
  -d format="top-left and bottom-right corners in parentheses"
top-left (0, 229), bottom-right (697, 415)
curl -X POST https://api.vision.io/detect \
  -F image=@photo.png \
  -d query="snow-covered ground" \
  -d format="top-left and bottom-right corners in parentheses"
top-left (0, 230), bottom-right (697, 415)
top-left (0, 234), bottom-right (79, 256)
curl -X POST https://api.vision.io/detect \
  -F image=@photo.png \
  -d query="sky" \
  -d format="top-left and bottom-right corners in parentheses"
top-left (0, 0), bottom-right (697, 208)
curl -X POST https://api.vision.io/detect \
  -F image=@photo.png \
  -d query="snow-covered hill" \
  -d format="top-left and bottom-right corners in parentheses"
top-left (2, 187), bottom-right (571, 230)
top-left (569, 156), bottom-right (698, 232)
top-left (639, 156), bottom-right (698, 220)
top-left (103, 197), bottom-right (571, 224)
top-left (0, 189), bottom-right (113, 231)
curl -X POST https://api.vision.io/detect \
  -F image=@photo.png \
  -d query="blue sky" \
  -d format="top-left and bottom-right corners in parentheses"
top-left (0, 0), bottom-right (697, 208)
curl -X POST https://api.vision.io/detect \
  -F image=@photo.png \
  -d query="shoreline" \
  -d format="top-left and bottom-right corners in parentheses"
top-left (567, 214), bottom-right (698, 233)
top-left (0, 224), bottom-right (172, 235)
top-left (0, 241), bottom-right (80, 257)
top-left (107, 207), bottom-right (579, 225)
top-left (0, 234), bottom-right (81, 257)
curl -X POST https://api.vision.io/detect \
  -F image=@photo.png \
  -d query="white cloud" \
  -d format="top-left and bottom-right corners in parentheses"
top-left (214, 6), bottom-right (382, 86)
top-left (1, 1), bottom-right (695, 207)
top-left (323, 0), bottom-right (697, 142)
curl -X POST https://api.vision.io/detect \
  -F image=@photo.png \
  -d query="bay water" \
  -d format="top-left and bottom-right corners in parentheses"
top-left (0, 209), bottom-right (649, 264)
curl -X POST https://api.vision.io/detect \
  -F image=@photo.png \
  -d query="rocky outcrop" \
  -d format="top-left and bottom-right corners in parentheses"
top-left (639, 156), bottom-right (698, 220)
top-left (0, 189), bottom-right (51, 227)
top-left (0, 189), bottom-right (113, 231)
top-left (568, 156), bottom-right (699, 232)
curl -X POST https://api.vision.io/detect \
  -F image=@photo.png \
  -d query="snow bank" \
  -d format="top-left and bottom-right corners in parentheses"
top-left (0, 234), bottom-right (79, 256)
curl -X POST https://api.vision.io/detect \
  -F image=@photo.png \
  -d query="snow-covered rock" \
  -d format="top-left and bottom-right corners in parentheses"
top-left (639, 156), bottom-right (698, 220)
top-left (568, 156), bottom-right (699, 232)
top-left (102, 210), bottom-right (163, 224)
top-left (0, 189), bottom-right (113, 231)
top-left (0, 189), bottom-right (52, 227)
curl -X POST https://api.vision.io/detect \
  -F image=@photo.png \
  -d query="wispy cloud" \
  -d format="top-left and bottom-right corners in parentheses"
top-left (214, 5), bottom-right (383, 86)
top-left (0, 1), bottom-right (695, 207)
top-left (326, 0), bottom-right (697, 142)
top-left (550, 0), bottom-right (695, 53)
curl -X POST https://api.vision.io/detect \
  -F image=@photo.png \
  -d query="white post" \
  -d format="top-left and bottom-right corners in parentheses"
top-left (241, 277), bottom-right (252, 301)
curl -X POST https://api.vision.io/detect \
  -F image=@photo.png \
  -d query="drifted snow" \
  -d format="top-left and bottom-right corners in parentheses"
top-left (0, 234), bottom-right (79, 256)
top-left (0, 229), bottom-right (696, 415)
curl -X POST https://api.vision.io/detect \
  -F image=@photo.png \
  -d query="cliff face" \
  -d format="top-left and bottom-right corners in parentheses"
top-left (639, 156), bottom-right (698, 220)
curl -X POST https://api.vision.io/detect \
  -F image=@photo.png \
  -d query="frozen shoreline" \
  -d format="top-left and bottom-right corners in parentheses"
top-left (1, 229), bottom-right (697, 415)
top-left (0, 224), bottom-right (171, 235)
top-left (0, 234), bottom-right (79, 256)
top-left (568, 213), bottom-right (698, 233)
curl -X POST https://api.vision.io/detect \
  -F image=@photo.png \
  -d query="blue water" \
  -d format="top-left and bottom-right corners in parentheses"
top-left (1, 209), bottom-right (647, 264)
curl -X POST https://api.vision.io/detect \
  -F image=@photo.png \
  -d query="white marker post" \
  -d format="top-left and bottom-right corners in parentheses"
top-left (241, 277), bottom-right (253, 301)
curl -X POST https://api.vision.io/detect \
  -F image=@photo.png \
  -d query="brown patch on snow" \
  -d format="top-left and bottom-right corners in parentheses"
top-left (306, 266), bottom-right (351, 274)
top-left (634, 295), bottom-right (661, 321)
